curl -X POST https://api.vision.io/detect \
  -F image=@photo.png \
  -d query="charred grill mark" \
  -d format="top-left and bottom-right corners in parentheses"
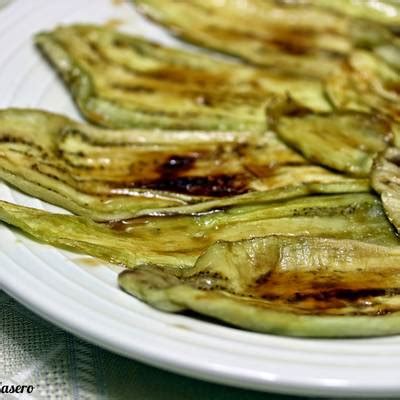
top-left (112, 38), bottom-right (127, 48)
top-left (86, 40), bottom-right (113, 65)
top-left (206, 23), bottom-right (344, 58)
top-left (3, 133), bottom-right (251, 197)
top-left (158, 155), bottom-right (197, 175)
top-left (254, 271), bottom-right (273, 285)
top-left (189, 268), bottom-right (400, 315)
top-left (104, 153), bottom-right (250, 197)
top-left (151, 1), bottom-right (347, 58)
top-left (195, 287), bottom-right (400, 317)
top-left (285, 287), bottom-right (399, 303)
top-left (111, 83), bottom-right (156, 94)
top-left (110, 78), bottom-right (265, 109)
top-left (239, 265), bottom-right (400, 314)
top-left (268, 36), bottom-right (313, 55)
top-left (384, 81), bottom-right (400, 95)
top-left (134, 174), bottom-right (249, 197)
top-left (0, 135), bottom-right (46, 153)
top-left (2, 148), bottom-right (119, 197)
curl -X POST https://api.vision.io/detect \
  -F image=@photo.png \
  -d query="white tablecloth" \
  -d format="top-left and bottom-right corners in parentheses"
top-left (0, 290), bottom-right (303, 400)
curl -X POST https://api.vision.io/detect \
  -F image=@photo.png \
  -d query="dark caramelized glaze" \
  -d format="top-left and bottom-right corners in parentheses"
top-left (239, 268), bottom-right (400, 315)
top-left (135, 174), bottom-right (248, 197)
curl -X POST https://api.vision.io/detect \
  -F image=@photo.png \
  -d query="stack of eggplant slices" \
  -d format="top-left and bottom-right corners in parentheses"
top-left (2, 0), bottom-right (400, 337)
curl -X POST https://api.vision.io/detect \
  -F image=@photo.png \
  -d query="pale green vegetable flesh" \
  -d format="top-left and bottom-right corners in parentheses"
top-left (1, 3), bottom-right (400, 339)
top-left (134, 0), bottom-right (400, 78)
top-left (269, 97), bottom-right (394, 177)
top-left (0, 109), bottom-right (194, 221)
top-left (35, 25), bottom-right (330, 132)
top-left (308, 0), bottom-right (400, 29)
top-left (119, 236), bottom-right (400, 337)
top-left (0, 108), bottom-right (368, 221)
top-left (372, 147), bottom-right (400, 232)
top-left (326, 51), bottom-right (400, 124)
top-left (0, 190), bottom-right (397, 269)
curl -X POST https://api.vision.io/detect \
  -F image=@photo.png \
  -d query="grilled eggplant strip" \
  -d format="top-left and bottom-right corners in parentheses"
top-left (269, 97), bottom-right (394, 177)
top-left (0, 191), bottom-right (397, 269)
top-left (134, 0), bottom-right (400, 79)
top-left (326, 51), bottom-right (400, 124)
top-left (135, 0), bottom-right (346, 79)
top-left (302, 0), bottom-right (400, 30)
top-left (35, 25), bottom-right (331, 132)
top-left (0, 199), bottom-right (198, 268)
top-left (35, 27), bottom-right (264, 132)
top-left (59, 126), bottom-right (366, 193)
top-left (372, 147), bottom-right (400, 233)
top-left (119, 236), bottom-right (400, 337)
top-left (134, 180), bottom-right (370, 217)
top-left (0, 109), bottom-right (368, 220)
top-left (0, 109), bottom-right (201, 221)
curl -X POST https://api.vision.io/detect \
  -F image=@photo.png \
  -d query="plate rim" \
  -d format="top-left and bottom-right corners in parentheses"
top-left (2, 0), bottom-right (400, 397)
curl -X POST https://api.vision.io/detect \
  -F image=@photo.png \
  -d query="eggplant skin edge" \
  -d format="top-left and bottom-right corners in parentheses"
top-left (34, 27), bottom-right (269, 132)
top-left (119, 236), bottom-right (400, 338)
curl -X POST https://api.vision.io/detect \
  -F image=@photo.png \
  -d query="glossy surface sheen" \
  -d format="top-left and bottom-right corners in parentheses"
top-left (326, 50), bottom-right (400, 123)
top-left (0, 108), bottom-right (368, 220)
top-left (269, 97), bottom-right (395, 177)
top-left (308, 0), bottom-right (400, 28)
top-left (3, 1), bottom-right (400, 397)
top-left (120, 236), bottom-right (400, 337)
top-left (372, 147), bottom-right (400, 232)
top-left (134, 0), bottom-right (400, 78)
top-left (35, 24), bottom-right (331, 131)
top-left (0, 190), bottom-right (397, 270)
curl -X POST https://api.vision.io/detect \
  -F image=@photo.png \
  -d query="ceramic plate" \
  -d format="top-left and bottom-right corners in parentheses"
top-left (1, 1), bottom-right (400, 397)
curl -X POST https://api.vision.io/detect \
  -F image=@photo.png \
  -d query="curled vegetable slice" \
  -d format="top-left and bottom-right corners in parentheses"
top-left (269, 96), bottom-right (394, 177)
top-left (135, 0), bottom-right (400, 78)
top-left (303, 0), bottom-right (400, 30)
top-left (326, 51), bottom-right (400, 126)
top-left (119, 236), bottom-right (400, 337)
top-left (0, 109), bottom-right (194, 221)
top-left (0, 108), bottom-right (367, 220)
top-left (35, 24), bottom-right (330, 132)
top-left (0, 190), bottom-right (397, 269)
top-left (372, 147), bottom-right (400, 232)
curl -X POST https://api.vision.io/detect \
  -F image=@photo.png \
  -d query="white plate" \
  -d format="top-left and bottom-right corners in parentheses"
top-left (1, 1), bottom-right (400, 398)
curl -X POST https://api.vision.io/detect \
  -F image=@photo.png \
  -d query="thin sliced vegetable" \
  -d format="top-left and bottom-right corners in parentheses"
top-left (0, 109), bottom-right (195, 221)
top-left (306, 0), bottom-right (400, 30)
top-left (0, 190), bottom-right (397, 269)
top-left (135, 0), bottom-right (399, 78)
top-left (35, 24), bottom-right (330, 132)
top-left (326, 51), bottom-right (400, 125)
top-left (269, 97), bottom-right (394, 176)
top-left (0, 108), bottom-right (367, 220)
top-left (372, 147), bottom-right (400, 232)
top-left (120, 236), bottom-right (400, 337)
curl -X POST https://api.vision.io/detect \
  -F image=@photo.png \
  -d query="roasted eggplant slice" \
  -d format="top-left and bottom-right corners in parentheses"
top-left (134, 0), bottom-right (399, 78)
top-left (303, 0), bottom-right (400, 31)
top-left (326, 51), bottom-right (400, 124)
top-left (0, 108), bottom-right (368, 220)
top-left (372, 147), bottom-right (400, 232)
top-left (35, 25), bottom-right (330, 132)
top-left (119, 236), bottom-right (400, 337)
top-left (0, 190), bottom-right (397, 269)
top-left (269, 97), bottom-right (394, 177)
top-left (0, 109), bottom-right (195, 221)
